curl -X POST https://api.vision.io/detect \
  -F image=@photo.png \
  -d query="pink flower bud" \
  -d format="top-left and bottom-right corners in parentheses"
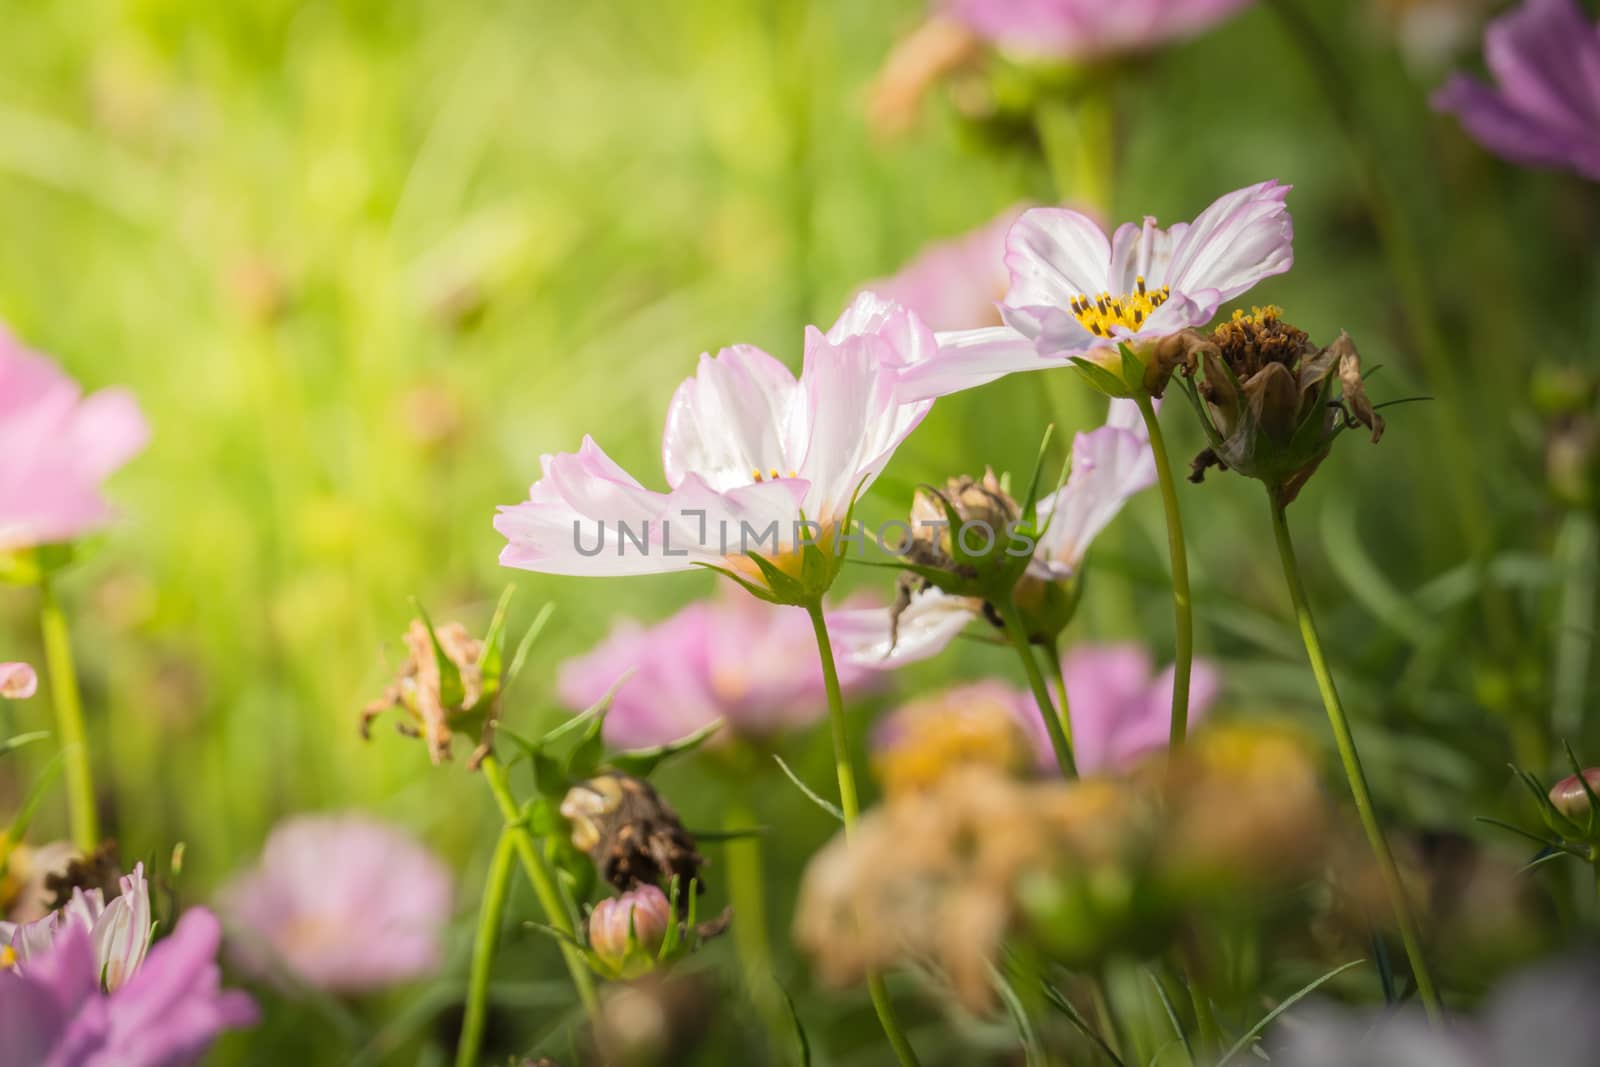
top-left (1549, 769), bottom-right (1600, 822)
top-left (588, 886), bottom-right (673, 973)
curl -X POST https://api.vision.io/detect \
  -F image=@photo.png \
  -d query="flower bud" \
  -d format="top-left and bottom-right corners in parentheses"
top-left (1549, 768), bottom-right (1600, 822)
top-left (589, 886), bottom-right (674, 976)
top-left (1188, 308), bottom-right (1384, 505)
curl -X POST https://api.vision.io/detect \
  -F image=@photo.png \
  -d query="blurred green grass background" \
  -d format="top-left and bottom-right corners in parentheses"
top-left (0, 0), bottom-right (1594, 1061)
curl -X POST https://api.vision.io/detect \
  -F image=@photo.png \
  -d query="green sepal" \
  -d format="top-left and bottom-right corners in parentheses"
top-left (608, 719), bottom-right (724, 778)
top-left (410, 599), bottom-right (466, 711)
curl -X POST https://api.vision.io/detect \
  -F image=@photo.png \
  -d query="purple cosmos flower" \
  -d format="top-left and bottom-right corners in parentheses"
top-left (495, 296), bottom-right (933, 598)
top-left (558, 590), bottom-right (875, 750)
top-left (1432, 0), bottom-right (1600, 180)
top-left (0, 907), bottom-right (257, 1067)
top-left (1, 660), bottom-right (37, 699)
top-left (0, 324), bottom-right (149, 552)
top-left (900, 181), bottom-right (1294, 401)
top-left (834, 400), bottom-right (1155, 666)
top-left (2, 863), bottom-right (152, 993)
top-left (1271, 954), bottom-right (1600, 1067)
top-left (942, 0), bottom-right (1256, 61)
top-left (218, 813), bottom-right (453, 994)
top-left (859, 206), bottom-right (1027, 332)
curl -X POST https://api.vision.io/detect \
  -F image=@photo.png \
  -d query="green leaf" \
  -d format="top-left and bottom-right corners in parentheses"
top-left (659, 876), bottom-right (686, 957)
top-left (537, 672), bottom-right (633, 749)
top-left (1145, 968), bottom-right (1193, 1065)
top-left (523, 921), bottom-right (589, 953)
top-left (0, 750), bottom-right (67, 880)
top-left (772, 754), bottom-right (843, 822)
top-left (505, 602), bottom-right (557, 695)
top-left (990, 963), bottom-right (1046, 1067)
top-left (1216, 959), bottom-right (1366, 1065)
top-left (476, 585), bottom-right (516, 686)
top-left (1473, 815), bottom-right (1570, 852)
top-left (608, 719), bottom-right (724, 777)
top-left (410, 599), bottom-right (465, 710)
top-left (0, 730), bottom-right (51, 757)
top-left (1069, 356), bottom-right (1134, 399)
top-left (1017, 423), bottom-right (1057, 520)
top-left (688, 825), bottom-right (768, 843)
top-left (693, 561), bottom-right (782, 604)
top-left (780, 983), bottom-right (814, 1067)
top-left (1041, 979), bottom-right (1124, 1066)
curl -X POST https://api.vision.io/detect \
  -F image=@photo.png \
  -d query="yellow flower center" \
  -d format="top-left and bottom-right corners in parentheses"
top-left (749, 468), bottom-right (797, 483)
top-left (1070, 276), bottom-right (1172, 338)
top-left (1, 944), bottom-right (15, 969)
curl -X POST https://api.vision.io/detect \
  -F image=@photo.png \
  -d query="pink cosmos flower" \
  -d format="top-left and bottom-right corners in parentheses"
top-left (0, 325), bottom-right (149, 552)
top-left (900, 181), bottom-right (1294, 401)
top-left (858, 206), bottom-right (1027, 333)
top-left (1, 660), bottom-right (37, 699)
top-left (1045, 643), bottom-right (1219, 774)
top-left (942, 0), bottom-right (1256, 61)
top-left (1432, 0), bottom-right (1600, 180)
top-left (0, 908), bottom-right (257, 1067)
top-left (558, 590), bottom-right (875, 750)
top-left (218, 813), bottom-right (453, 994)
top-left (834, 400), bottom-right (1156, 666)
top-left (2, 863), bottom-right (152, 993)
top-left (495, 296), bottom-right (933, 596)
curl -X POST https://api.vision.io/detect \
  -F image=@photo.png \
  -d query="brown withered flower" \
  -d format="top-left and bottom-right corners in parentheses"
top-left (1183, 308), bottom-right (1384, 505)
top-left (561, 773), bottom-right (704, 895)
top-left (889, 468), bottom-right (1024, 646)
top-left (360, 617), bottom-right (492, 767)
top-left (44, 840), bottom-right (124, 910)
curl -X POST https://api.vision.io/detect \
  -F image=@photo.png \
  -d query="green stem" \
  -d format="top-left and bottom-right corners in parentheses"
top-left (1267, 493), bottom-right (1441, 1021)
top-left (456, 828), bottom-right (517, 1067)
top-left (39, 576), bottom-right (97, 851)
top-left (1134, 392), bottom-right (1194, 751)
top-left (804, 600), bottom-right (921, 1067)
top-left (999, 599), bottom-right (1076, 778)
top-left (479, 755), bottom-right (599, 1017)
top-left (1040, 642), bottom-right (1075, 752)
top-left (724, 795), bottom-right (786, 1036)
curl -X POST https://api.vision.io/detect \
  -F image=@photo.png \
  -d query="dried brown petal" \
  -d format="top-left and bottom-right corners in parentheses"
top-left (561, 773), bottom-right (704, 894)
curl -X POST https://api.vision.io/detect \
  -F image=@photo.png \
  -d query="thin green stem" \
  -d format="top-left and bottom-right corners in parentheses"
top-left (724, 794), bottom-right (786, 1037)
top-left (1039, 642), bottom-right (1075, 753)
top-left (1267, 493), bottom-right (1441, 1021)
top-left (1133, 392), bottom-right (1194, 751)
top-left (804, 600), bottom-right (921, 1067)
top-left (479, 754), bottom-right (599, 1017)
top-left (456, 828), bottom-right (517, 1067)
top-left (999, 599), bottom-right (1076, 778)
top-left (39, 577), bottom-right (97, 851)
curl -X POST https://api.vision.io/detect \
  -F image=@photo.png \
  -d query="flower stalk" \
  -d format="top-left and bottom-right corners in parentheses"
top-left (999, 597), bottom-right (1077, 778)
top-left (1133, 392), bottom-right (1194, 751)
top-left (724, 795), bottom-right (787, 1038)
top-left (456, 828), bottom-right (517, 1067)
top-left (39, 575), bottom-right (98, 852)
top-left (480, 754), bottom-right (599, 1017)
top-left (1267, 492), bottom-right (1441, 1021)
top-left (804, 600), bottom-right (922, 1067)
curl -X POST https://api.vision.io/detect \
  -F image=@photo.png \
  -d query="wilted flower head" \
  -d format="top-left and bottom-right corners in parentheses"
top-left (562, 773), bottom-right (704, 893)
top-left (361, 615), bottom-right (493, 766)
top-left (0, 907), bottom-right (257, 1067)
top-left (0, 838), bottom-right (76, 924)
top-left (943, 0), bottom-right (1256, 61)
top-left (496, 295), bottom-right (933, 604)
top-left (1186, 308), bottom-right (1384, 504)
top-left (0, 324), bottom-right (149, 553)
top-left (1432, 0), bottom-right (1600, 181)
top-left (1270, 954), bottom-right (1600, 1067)
top-left (587, 885), bottom-right (675, 978)
top-left (1, 861), bottom-right (151, 992)
top-left (834, 402), bottom-right (1153, 665)
top-left (557, 590), bottom-right (873, 751)
top-left (858, 207), bottom-right (1026, 332)
top-left (218, 813), bottom-right (453, 993)
top-left (1, 660), bottom-right (37, 699)
top-left (903, 181), bottom-right (1293, 402)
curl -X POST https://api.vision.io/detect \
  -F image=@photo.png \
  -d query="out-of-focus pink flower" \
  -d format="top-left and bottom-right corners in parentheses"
top-left (218, 814), bottom-right (452, 994)
top-left (2, 863), bottom-right (152, 993)
top-left (1432, 0), bottom-right (1600, 180)
top-left (1042, 643), bottom-right (1219, 774)
top-left (495, 296), bottom-right (933, 597)
top-left (943, 0), bottom-right (1255, 61)
top-left (0, 908), bottom-right (256, 1067)
top-left (902, 181), bottom-right (1293, 401)
top-left (0, 325), bottom-right (149, 552)
top-left (1, 660), bottom-right (37, 699)
top-left (558, 590), bottom-right (874, 750)
top-left (834, 400), bottom-right (1154, 667)
top-left (858, 207), bottom-right (1027, 333)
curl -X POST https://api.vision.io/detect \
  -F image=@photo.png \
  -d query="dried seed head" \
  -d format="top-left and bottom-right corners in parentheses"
top-left (561, 773), bottom-right (704, 894)
top-left (44, 840), bottom-right (122, 911)
top-left (360, 617), bottom-right (492, 767)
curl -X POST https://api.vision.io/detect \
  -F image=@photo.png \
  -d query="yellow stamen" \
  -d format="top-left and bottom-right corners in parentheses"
top-left (1, 945), bottom-right (15, 969)
top-left (1071, 281), bottom-right (1172, 339)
